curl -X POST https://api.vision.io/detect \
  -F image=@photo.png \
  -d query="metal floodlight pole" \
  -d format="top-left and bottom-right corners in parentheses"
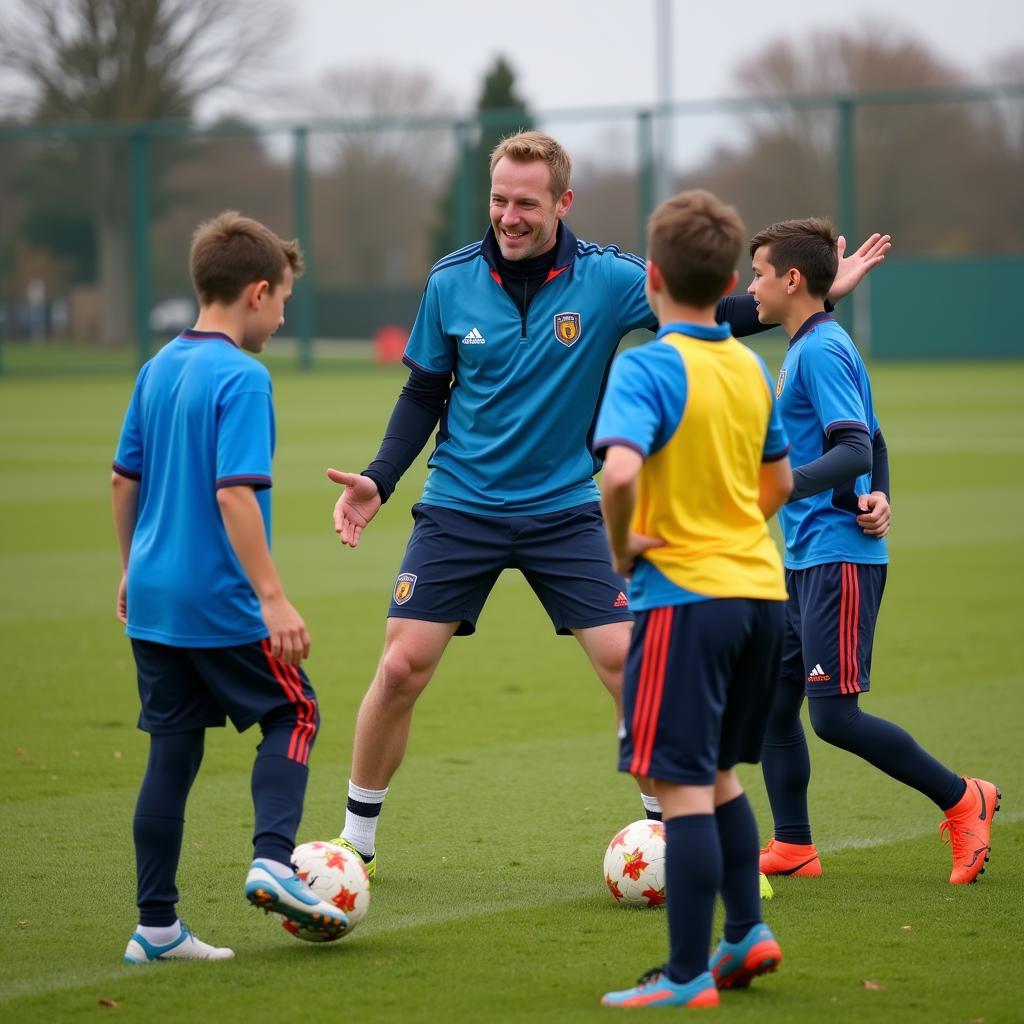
top-left (291, 125), bottom-right (314, 370)
top-left (131, 130), bottom-right (153, 368)
top-left (655, 0), bottom-right (674, 204)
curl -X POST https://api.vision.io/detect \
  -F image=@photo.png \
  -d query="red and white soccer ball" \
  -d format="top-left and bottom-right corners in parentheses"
top-left (283, 840), bottom-right (371, 942)
top-left (603, 819), bottom-right (666, 908)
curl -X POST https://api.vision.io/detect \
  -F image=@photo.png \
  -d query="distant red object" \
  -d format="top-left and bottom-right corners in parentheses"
top-left (374, 325), bottom-right (408, 363)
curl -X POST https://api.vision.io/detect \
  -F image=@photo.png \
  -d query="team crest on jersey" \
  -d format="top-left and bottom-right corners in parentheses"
top-left (393, 572), bottom-right (417, 605)
top-left (553, 312), bottom-right (581, 347)
top-left (775, 368), bottom-right (787, 397)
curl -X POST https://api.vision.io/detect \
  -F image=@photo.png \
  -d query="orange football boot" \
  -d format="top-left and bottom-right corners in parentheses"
top-left (940, 777), bottom-right (1001, 884)
top-left (758, 839), bottom-right (822, 878)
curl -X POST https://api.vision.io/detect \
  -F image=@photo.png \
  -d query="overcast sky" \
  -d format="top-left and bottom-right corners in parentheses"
top-left (283, 0), bottom-right (1021, 113)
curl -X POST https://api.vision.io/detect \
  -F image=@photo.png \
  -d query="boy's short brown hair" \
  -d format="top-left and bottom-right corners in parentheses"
top-left (748, 218), bottom-right (837, 298)
top-left (190, 211), bottom-right (304, 306)
top-left (489, 131), bottom-right (572, 199)
top-left (647, 190), bottom-right (745, 306)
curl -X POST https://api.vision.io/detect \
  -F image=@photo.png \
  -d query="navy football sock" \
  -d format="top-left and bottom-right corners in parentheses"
top-left (809, 696), bottom-right (966, 810)
top-left (715, 794), bottom-right (762, 943)
top-left (133, 729), bottom-right (205, 926)
top-left (663, 814), bottom-right (721, 985)
top-left (761, 674), bottom-right (813, 845)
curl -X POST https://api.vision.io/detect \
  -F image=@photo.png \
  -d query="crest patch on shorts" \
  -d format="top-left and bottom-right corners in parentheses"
top-left (393, 572), bottom-right (417, 605)
top-left (554, 312), bottom-right (581, 346)
top-left (775, 368), bottom-right (787, 398)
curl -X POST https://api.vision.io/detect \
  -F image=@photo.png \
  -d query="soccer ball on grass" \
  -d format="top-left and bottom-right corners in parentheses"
top-left (603, 819), bottom-right (666, 908)
top-left (283, 840), bottom-right (371, 942)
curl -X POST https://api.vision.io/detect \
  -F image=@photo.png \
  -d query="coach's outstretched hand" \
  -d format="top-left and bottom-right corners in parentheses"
top-left (327, 469), bottom-right (382, 548)
top-left (828, 232), bottom-right (892, 303)
top-left (857, 490), bottom-right (891, 539)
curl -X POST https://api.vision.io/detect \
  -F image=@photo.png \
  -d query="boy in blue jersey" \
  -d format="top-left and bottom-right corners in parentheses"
top-left (748, 218), bottom-right (999, 886)
top-left (596, 189), bottom-right (793, 1009)
top-left (112, 212), bottom-right (348, 963)
top-left (322, 131), bottom-right (888, 873)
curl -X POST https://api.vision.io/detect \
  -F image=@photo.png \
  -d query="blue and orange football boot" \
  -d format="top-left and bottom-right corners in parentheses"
top-left (758, 839), bottom-right (822, 878)
top-left (709, 923), bottom-right (782, 989)
top-left (601, 967), bottom-right (719, 1008)
top-left (940, 777), bottom-right (1001, 884)
top-left (245, 859), bottom-right (349, 936)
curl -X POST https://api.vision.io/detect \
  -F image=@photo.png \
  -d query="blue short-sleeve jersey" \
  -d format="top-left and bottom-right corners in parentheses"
top-left (113, 330), bottom-right (275, 646)
top-left (775, 313), bottom-right (888, 568)
top-left (403, 225), bottom-right (655, 515)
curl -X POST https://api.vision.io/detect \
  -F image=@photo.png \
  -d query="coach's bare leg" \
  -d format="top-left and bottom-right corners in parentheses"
top-left (350, 617), bottom-right (459, 789)
top-left (573, 621), bottom-right (655, 798)
top-left (573, 620), bottom-right (631, 717)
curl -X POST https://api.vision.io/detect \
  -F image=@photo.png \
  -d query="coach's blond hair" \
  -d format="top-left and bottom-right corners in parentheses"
top-left (489, 131), bottom-right (572, 198)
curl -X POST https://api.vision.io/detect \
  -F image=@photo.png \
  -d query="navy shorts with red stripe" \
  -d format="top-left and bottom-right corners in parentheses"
top-left (782, 562), bottom-right (887, 697)
top-left (387, 501), bottom-right (632, 636)
top-left (619, 598), bottom-right (784, 786)
top-left (130, 638), bottom-right (319, 765)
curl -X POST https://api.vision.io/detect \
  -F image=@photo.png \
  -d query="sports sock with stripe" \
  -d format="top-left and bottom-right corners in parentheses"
top-left (641, 793), bottom-right (663, 821)
top-left (343, 780), bottom-right (388, 858)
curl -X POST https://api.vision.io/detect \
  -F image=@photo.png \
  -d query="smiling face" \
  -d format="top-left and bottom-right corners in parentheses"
top-left (488, 156), bottom-right (573, 261)
top-left (242, 266), bottom-right (293, 353)
top-left (747, 245), bottom-right (791, 325)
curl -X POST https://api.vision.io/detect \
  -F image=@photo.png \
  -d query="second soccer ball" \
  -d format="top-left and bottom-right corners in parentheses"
top-left (603, 819), bottom-right (666, 908)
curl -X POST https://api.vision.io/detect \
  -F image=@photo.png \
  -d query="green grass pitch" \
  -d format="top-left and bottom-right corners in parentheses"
top-left (1, 350), bottom-right (1022, 1022)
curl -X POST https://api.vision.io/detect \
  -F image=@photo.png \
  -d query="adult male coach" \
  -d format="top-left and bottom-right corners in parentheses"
top-left (324, 131), bottom-right (889, 873)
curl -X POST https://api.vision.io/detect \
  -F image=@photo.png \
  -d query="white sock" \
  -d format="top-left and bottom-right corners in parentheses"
top-left (257, 858), bottom-right (296, 879)
top-left (641, 793), bottom-right (663, 816)
top-left (342, 780), bottom-right (388, 857)
top-left (137, 920), bottom-right (182, 945)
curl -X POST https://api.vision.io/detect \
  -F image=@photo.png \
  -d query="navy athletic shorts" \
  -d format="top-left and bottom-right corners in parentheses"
top-left (387, 501), bottom-right (632, 636)
top-left (781, 562), bottom-right (887, 697)
top-left (131, 638), bottom-right (319, 762)
top-left (618, 598), bottom-right (784, 786)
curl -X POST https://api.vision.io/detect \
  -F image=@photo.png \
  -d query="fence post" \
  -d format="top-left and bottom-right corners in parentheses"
top-left (637, 109), bottom-right (656, 255)
top-left (292, 125), bottom-right (314, 369)
top-left (131, 129), bottom-right (152, 368)
top-left (836, 96), bottom-right (857, 340)
top-left (454, 119), bottom-right (475, 249)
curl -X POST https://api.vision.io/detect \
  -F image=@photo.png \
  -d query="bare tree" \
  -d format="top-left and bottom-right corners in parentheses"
top-left (1, 0), bottom-right (286, 345)
top-left (679, 21), bottom-right (1020, 254)
top-left (291, 66), bottom-right (457, 287)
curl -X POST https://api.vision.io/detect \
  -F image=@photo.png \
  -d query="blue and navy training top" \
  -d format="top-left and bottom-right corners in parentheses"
top-left (776, 312), bottom-right (888, 569)
top-left (113, 330), bottom-right (275, 646)
top-left (403, 224), bottom-right (654, 515)
top-left (594, 323), bottom-right (788, 611)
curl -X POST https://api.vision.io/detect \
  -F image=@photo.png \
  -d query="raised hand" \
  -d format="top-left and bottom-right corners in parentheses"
top-left (326, 468), bottom-right (382, 548)
top-left (829, 232), bottom-right (892, 302)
